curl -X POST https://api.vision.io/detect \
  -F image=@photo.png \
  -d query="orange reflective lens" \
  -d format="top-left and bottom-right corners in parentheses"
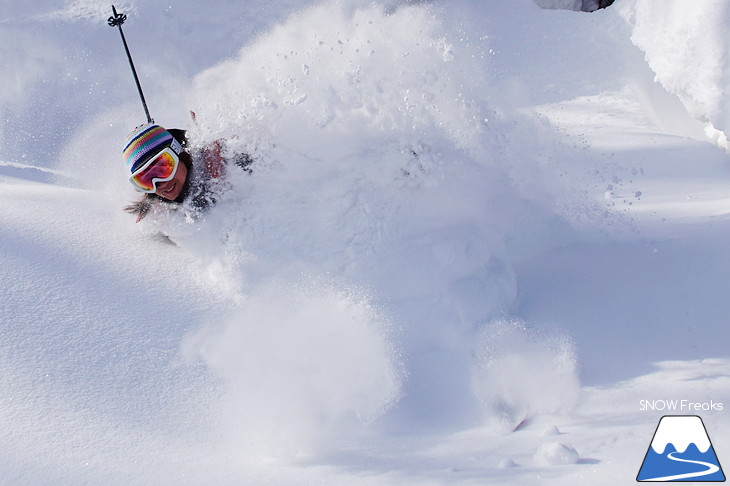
top-left (129, 148), bottom-right (179, 193)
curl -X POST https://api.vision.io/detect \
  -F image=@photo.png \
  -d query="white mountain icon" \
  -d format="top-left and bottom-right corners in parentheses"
top-left (651, 416), bottom-right (712, 454)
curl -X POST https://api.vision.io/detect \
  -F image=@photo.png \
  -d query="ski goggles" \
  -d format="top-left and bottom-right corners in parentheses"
top-left (128, 146), bottom-right (180, 193)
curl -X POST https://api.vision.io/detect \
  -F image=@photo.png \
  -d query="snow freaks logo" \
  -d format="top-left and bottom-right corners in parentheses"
top-left (637, 415), bottom-right (726, 482)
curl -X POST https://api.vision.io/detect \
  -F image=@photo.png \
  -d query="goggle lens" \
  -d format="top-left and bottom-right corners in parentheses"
top-left (129, 149), bottom-right (179, 193)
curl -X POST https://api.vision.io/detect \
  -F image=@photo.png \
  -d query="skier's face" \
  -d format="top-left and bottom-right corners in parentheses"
top-left (154, 159), bottom-right (187, 201)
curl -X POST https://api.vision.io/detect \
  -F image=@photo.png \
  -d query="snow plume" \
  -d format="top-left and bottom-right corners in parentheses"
top-left (472, 319), bottom-right (580, 429)
top-left (152, 0), bottom-right (529, 442)
top-left (175, 0), bottom-right (515, 304)
top-left (618, 0), bottom-right (730, 141)
top-left (184, 277), bottom-right (403, 455)
top-left (187, 0), bottom-right (489, 156)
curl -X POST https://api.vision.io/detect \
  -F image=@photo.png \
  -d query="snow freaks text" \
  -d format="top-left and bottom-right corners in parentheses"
top-left (639, 400), bottom-right (724, 412)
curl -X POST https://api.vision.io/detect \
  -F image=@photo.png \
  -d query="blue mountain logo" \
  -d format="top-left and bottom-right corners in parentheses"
top-left (637, 415), bottom-right (725, 482)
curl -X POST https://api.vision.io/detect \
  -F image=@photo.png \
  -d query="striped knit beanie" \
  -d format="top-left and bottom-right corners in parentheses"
top-left (122, 123), bottom-right (175, 173)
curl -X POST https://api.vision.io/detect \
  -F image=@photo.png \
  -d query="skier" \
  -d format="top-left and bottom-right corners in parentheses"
top-left (122, 122), bottom-right (251, 222)
top-left (108, 8), bottom-right (251, 222)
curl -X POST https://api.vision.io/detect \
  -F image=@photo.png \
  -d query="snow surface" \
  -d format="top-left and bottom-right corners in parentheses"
top-left (2, 0), bottom-right (730, 484)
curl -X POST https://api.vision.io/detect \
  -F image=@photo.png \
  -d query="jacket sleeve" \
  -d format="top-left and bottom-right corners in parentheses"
top-left (201, 139), bottom-right (226, 180)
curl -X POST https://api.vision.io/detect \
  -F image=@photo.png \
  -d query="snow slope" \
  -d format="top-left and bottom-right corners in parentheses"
top-left (2, 0), bottom-right (730, 484)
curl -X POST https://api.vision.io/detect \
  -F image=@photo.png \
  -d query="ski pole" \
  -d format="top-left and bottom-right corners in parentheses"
top-left (108, 5), bottom-right (153, 123)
